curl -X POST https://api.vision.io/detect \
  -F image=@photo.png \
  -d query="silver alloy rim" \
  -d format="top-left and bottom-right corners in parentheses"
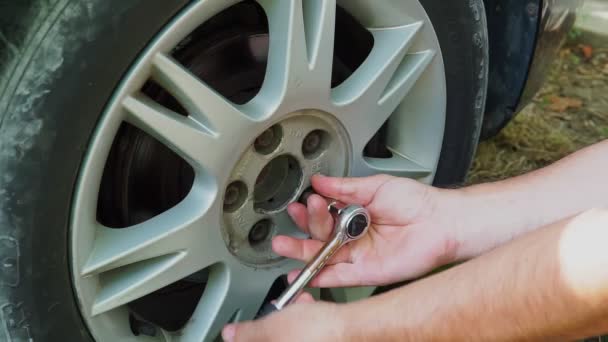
top-left (223, 110), bottom-right (351, 265)
top-left (70, 0), bottom-right (446, 341)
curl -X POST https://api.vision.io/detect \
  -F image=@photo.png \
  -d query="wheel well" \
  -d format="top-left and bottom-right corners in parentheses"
top-left (480, 0), bottom-right (542, 139)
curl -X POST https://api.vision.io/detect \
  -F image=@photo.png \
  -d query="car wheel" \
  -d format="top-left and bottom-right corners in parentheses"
top-left (0, 0), bottom-right (487, 340)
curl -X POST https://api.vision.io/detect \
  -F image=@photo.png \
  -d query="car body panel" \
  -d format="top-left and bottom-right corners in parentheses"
top-left (481, 0), bottom-right (583, 139)
top-left (518, 0), bottom-right (584, 110)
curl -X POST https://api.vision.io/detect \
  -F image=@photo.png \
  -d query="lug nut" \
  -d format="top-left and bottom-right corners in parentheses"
top-left (302, 130), bottom-right (327, 158)
top-left (224, 185), bottom-right (239, 206)
top-left (249, 219), bottom-right (272, 246)
top-left (255, 129), bottom-right (274, 149)
top-left (254, 125), bottom-right (282, 154)
top-left (224, 181), bottom-right (247, 212)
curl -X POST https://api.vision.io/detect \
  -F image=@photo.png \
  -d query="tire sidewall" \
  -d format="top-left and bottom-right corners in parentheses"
top-left (0, 1), bottom-right (188, 340)
top-left (421, 0), bottom-right (489, 187)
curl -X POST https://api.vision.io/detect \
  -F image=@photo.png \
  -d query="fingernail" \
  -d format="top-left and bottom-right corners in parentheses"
top-left (222, 325), bottom-right (236, 341)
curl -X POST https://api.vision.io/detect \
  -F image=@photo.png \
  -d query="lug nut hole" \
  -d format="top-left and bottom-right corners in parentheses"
top-left (302, 129), bottom-right (329, 159)
top-left (249, 219), bottom-right (273, 246)
top-left (223, 181), bottom-right (248, 213)
top-left (254, 124), bottom-right (283, 155)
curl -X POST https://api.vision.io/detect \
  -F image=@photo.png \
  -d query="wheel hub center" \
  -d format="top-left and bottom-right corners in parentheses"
top-left (221, 110), bottom-right (350, 265)
top-left (254, 155), bottom-right (302, 212)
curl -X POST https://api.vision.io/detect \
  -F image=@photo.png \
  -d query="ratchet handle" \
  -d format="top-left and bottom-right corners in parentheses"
top-left (256, 302), bottom-right (279, 319)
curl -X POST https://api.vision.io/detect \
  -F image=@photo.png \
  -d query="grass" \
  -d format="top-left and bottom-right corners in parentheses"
top-left (467, 37), bottom-right (608, 184)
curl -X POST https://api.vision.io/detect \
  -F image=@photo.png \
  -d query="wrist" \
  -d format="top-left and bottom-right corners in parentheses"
top-left (337, 297), bottom-right (399, 341)
top-left (337, 287), bottom-right (434, 341)
top-left (335, 302), bottom-right (363, 341)
top-left (306, 302), bottom-right (348, 341)
top-left (447, 181), bottom-right (541, 260)
top-left (332, 303), bottom-right (350, 340)
top-left (437, 184), bottom-right (513, 261)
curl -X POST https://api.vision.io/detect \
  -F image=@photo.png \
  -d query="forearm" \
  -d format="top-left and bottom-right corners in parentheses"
top-left (456, 139), bottom-right (608, 258)
top-left (343, 209), bottom-right (608, 341)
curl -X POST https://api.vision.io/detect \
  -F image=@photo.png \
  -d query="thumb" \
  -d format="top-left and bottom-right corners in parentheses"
top-left (222, 320), bottom-right (270, 342)
top-left (311, 174), bottom-right (393, 205)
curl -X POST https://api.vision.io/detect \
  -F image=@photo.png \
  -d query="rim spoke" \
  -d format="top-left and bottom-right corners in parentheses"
top-left (91, 252), bottom-right (187, 316)
top-left (123, 94), bottom-right (222, 172)
top-left (256, 0), bottom-right (307, 107)
top-left (377, 50), bottom-right (436, 120)
top-left (179, 265), bottom-right (279, 341)
top-left (82, 190), bottom-right (228, 315)
top-left (303, 0), bottom-right (336, 84)
top-left (332, 22), bottom-right (423, 106)
top-left (254, 0), bottom-right (336, 112)
top-left (81, 189), bottom-right (214, 276)
top-left (353, 151), bottom-right (432, 179)
top-left (332, 22), bottom-right (435, 148)
top-left (151, 53), bottom-right (255, 130)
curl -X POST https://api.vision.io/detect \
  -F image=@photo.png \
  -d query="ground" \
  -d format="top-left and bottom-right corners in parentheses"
top-left (467, 31), bottom-right (608, 184)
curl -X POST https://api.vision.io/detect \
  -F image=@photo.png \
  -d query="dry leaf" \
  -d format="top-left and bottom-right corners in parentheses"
top-left (548, 96), bottom-right (583, 112)
top-left (579, 44), bottom-right (594, 59)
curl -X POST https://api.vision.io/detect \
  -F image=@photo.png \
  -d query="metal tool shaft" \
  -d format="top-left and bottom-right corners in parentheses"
top-left (256, 192), bottom-right (370, 319)
top-left (274, 231), bottom-right (346, 310)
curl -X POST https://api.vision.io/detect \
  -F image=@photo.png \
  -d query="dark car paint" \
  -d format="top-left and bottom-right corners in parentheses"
top-left (480, 0), bottom-right (583, 139)
top-left (480, 0), bottom-right (542, 139)
top-left (518, 0), bottom-right (583, 110)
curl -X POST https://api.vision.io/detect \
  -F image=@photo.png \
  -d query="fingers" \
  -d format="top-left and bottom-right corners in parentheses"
top-left (221, 293), bottom-right (316, 342)
top-left (222, 321), bottom-right (268, 342)
top-left (287, 203), bottom-right (309, 234)
top-left (287, 263), bottom-right (363, 288)
top-left (306, 194), bottom-right (333, 241)
top-left (222, 324), bottom-right (238, 342)
top-left (272, 235), bottom-right (351, 264)
top-left (294, 292), bottom-right (315, 304)
top-left (311, 174), bottom-right (393, 206)
top-left (287, 195), bottom-right (333, 241)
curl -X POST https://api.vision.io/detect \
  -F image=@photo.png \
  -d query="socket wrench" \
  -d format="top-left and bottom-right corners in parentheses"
top-left (257, 195), bottom-right (370, 318)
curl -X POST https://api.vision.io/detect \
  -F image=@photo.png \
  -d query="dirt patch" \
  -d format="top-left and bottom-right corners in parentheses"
top-left (467, 34), bottom-right (608, 184)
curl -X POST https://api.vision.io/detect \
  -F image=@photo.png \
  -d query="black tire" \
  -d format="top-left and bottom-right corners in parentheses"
top-left (423, 0), bottom-right (489, 187)
top-left (0, 1), bottom-right (487, 340)
top-left (0, 1), bottom-right (189, 340)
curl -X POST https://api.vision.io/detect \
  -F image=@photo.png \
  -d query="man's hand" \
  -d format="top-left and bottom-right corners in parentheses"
top-left (224, 208), bottom-right (608, 341)
top-left (273, 174), bottom-right (465, 287)
top-left (222, 173), bottom-right (463, 341)
top-left (221, 293), bottom-right (345, 342)
top-left (275, 140), bottom-right (608, 284)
